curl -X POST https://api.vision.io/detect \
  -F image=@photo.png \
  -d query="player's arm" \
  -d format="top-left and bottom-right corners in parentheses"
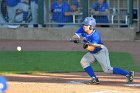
top-left (90, 43), bottom-right (104, 48)
top-left (71, 27), bottom-right (84, 43)
top-left (82, 41), bottom-right (104, 51)
top-left (50, 3), bottom-right (55, 14)
top-left (83, 43), bottom-right (104, 51)
top-left (71, 34), bottom-right (80, 43)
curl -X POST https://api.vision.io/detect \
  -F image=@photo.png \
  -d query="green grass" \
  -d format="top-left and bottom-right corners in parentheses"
top-left (0, 51), bottom-right (139, 74)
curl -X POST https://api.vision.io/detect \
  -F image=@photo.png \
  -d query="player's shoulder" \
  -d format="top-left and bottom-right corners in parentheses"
top-left (51, 2), bottom-right (57, 6)
top-left (62, 1), bottom-right (69, 6)
top-left (63, 1), bottom-right (69, 4)
top-left (75, 26), bottom-right (85, 34)
top-left (103, 3), bottom-right (109, 7)
top-left (93, 2), bottom-right (99, 5)
top-left (78, 26), bottom-right (85, 32)
top-left (92, 29), bottom-right (101, 36)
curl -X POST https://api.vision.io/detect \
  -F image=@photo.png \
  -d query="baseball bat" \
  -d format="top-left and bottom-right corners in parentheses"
top-left (69, 39), bottom-right (104, 48)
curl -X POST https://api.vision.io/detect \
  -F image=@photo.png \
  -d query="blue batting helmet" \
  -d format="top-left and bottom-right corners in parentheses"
top-left (83, 17), bottom-right (96, 30)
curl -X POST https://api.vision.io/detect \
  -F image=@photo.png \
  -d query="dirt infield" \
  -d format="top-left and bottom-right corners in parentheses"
top-left (3, 72), bottom-right (140, 93)
top-left (0, 40), bottom-right (140, 93)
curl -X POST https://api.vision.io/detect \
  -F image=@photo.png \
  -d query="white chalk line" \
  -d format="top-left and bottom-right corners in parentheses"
top-left (68, 80), bottom-right (86, 85)
top-left (88, 90), bottom-right (118, 93)
top-left (123, 84), bottom-right (140, 87)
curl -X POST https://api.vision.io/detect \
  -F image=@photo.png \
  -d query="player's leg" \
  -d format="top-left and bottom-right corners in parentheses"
top-left (94, 46), bottom-right (128, 74)
top-left (94, 46), bottom-right (134, 83)
top-left (80, 52), bottom-right (99, 84)
top-left (94, 46), bottom-right (113, 73)
top-left (17, 2), bottom-right (30, 23)
top-left (31, 1), bottom-right (38, 24)
top-left (7, 6), bottom-right (16, 22)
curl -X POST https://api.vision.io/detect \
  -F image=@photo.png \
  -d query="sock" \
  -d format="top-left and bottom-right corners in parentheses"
top-left (113, 68), bottom-right (129, 76)
top-left (84, 66), bottom-right (96, 78)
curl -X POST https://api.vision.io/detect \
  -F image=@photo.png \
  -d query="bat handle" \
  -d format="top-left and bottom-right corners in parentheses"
top-left (100, 45), bottom-right (105, 48)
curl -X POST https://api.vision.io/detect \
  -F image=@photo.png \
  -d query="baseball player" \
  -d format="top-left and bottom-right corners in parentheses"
top-left (71, 17), bottom-right (134, 84)
top-left (51, 0), bottom-right (71, 27)
top-left (0, 76), bottom-right (7, 93)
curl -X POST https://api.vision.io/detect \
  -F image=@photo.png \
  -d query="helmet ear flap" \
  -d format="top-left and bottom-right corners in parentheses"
top-left (89, 25), bottom-right (93, 30)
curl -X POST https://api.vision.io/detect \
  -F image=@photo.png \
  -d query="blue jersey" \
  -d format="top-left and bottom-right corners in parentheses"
top-left (0, 76), bottom-right (7, 92)
top-left (92, 2), bottom-right (109, 23)
top-left (6, 0), bottom-right (21, 7)
top-left (51, 2), bottom-right (71, 23)
top-left (31, 0), bottom-right (38, 4)
top-left (75, 27), bottom-right (103, 54)
top-left (72, 0), bottom-right (80, 7)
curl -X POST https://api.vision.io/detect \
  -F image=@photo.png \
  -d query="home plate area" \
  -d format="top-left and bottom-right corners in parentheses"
top-left (68, 80), bottom-right (140, 87)
top-left (67, 72), bottom-right (140, 87)
top-left (5, 72), bottom-right (140, 93)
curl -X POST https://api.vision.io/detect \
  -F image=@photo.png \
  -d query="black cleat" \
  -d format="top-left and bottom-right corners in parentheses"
top-left (126, 71), bottom-right (134, 83)
top-left (87, 78), bottom-right (100, 85)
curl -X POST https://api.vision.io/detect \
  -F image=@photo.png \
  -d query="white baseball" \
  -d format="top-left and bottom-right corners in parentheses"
top-left (17, 46), bottom-right (21, 51)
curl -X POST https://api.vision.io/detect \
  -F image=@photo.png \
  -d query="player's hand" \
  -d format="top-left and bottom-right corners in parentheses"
top-left (71, 35), bottom-right (79, 43)
top-left (83, 43), bottom-right (88, 49)
top-left (83, 43), bottom-right (96, 51)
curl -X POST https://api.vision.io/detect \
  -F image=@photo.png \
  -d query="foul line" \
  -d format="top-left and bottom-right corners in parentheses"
top-left (123, 84), bottom-right (140, 87)
top-left (89, 90), bottom-right (118, 93)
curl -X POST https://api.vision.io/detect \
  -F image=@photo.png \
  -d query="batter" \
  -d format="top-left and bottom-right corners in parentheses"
top-left (71, 17), bottom-right (134, 84)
